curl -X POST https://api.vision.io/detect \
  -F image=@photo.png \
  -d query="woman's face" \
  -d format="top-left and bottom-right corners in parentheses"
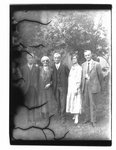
top-left (72, 56), bottom-right (78, 65)
top-left (42, 60), bottom-right (49, 66)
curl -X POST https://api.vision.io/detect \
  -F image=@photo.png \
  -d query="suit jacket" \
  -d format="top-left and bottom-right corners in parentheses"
top-left (51, 63), bottom-right (69, 94)
top-left (81, 59), bottom-right (103, 93)
top-left (20, 64), bottom-right (39, 95)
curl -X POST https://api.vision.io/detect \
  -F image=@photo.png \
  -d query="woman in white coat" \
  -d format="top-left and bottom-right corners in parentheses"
top-left (66, 53), bottom-right (82, 124)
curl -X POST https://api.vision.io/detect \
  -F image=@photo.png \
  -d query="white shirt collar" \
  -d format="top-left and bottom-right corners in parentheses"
top-left (28, 63), bottom-right (33, 70)
top-left (55, 63), bottom-right (60, 70)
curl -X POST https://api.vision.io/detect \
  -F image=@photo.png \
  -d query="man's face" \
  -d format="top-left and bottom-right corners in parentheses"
top-left (84, 51), bottom-right (92, 61)
top-left (54, 55), bottom-right (61, 64)
top-left (42, 60), bottom-right (49, 66)
top-left (27, 54), bottom-right (33, 64)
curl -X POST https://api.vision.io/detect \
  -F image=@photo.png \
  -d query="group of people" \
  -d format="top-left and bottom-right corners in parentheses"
top-left (19, 50), bottom-right (103, 127)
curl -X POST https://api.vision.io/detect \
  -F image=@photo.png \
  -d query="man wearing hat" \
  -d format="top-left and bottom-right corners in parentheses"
top-left (51, 52), bottom-right (69, 123)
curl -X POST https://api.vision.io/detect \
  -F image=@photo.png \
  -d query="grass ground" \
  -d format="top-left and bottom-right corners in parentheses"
top-left (12, 76), bottom-right (111, 141)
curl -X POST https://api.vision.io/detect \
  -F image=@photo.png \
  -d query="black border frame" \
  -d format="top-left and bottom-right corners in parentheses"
top-left (10, 4), bottom-right (112, 146)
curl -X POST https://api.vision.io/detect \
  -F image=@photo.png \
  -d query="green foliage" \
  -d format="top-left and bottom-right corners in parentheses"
top-left (13, 11), bottom-right (110, 64)
top-left (41, 11), bottom-right (109, 61)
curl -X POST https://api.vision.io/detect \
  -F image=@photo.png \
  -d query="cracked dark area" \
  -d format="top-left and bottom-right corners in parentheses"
top-left (10, 7), bottom-right (111, 145)
top-left (10, 9), bottom-right (69, 142)
top-left (23, 102), bottom-right (48, 111)
top-left (13, 112), bottom-right (69, 141)
top-left (13, 42), bottom-right (45, 49)
top-left (13, 19), bottom-right (51, 26)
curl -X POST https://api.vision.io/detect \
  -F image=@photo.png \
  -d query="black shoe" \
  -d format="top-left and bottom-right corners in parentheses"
top-left (91, 122), bottom-right (96, 127)
top-left (83, 120), bottom-right (90, 124)
top-left (57, 111), bottom-right (61, 116)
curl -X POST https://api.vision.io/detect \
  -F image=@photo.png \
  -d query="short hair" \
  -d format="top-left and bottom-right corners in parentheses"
top-left (84, 50), bottom-right (92, 54)
top-left (71, 51), bottom-right (78, 60)
top-left (54, 52), bottom-right (61, 58)
top-left (71, 54), bottom-right (78, 60)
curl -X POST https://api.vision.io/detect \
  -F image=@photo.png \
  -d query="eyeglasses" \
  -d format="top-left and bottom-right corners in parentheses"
top-left (42, 60), bottom-right (49, 62)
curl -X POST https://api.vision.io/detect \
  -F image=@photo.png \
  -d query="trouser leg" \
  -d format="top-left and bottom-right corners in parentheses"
top-left (32, 109), bottom-right (35, 122)
top-left (59, 88), bottom-right (66, 120)
top-left (56, 88), bottom-right (61, 115)
top-left (83, 84), bottom-right (90, 122)
top-left (88, 91), bottom-right (96, 123)
top-left (27, 109), bottom-right (31, 122)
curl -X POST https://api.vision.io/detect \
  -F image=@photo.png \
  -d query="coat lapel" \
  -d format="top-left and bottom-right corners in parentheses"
top-left (89, 60), bottom-right (95, 73)
top-left (54, 63), bottom-right (62, 74)
top-left (84, 61), bottom-right (88, 74)
top-left (57, 63), bottom-right (62, 74)
top-left (31, 65), bottom-right (35, 75)
top-left (84, 60), bottom-right (95, 74)
top-left (53, 64), bottom-right (57, 72)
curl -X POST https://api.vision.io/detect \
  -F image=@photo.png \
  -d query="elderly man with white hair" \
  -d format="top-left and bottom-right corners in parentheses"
top-left (37, 55), bottom-right (57, 120)
top-left (51, 52), bottom-right (69, 123)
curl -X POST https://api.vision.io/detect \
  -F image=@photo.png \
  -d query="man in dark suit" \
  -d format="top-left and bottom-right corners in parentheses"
top-left (52, 52), bottom-right (69, 123)
top-left (20, 53), bottom-right (39, 125)
top-left (81, 50), bottom-right (103, 127)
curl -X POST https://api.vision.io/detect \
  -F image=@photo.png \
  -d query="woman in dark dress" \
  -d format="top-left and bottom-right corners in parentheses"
top-left (38, 56), bottom-right (57, 119)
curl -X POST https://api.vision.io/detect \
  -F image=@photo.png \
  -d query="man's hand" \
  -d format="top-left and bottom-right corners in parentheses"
top-left (74, 89), bottom-right (79, 95)
top-left (85, 74), bottom-right (90, 80)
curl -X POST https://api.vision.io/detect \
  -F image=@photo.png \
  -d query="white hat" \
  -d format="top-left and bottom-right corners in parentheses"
top-left (41, 56), bottom-right (50, 63)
